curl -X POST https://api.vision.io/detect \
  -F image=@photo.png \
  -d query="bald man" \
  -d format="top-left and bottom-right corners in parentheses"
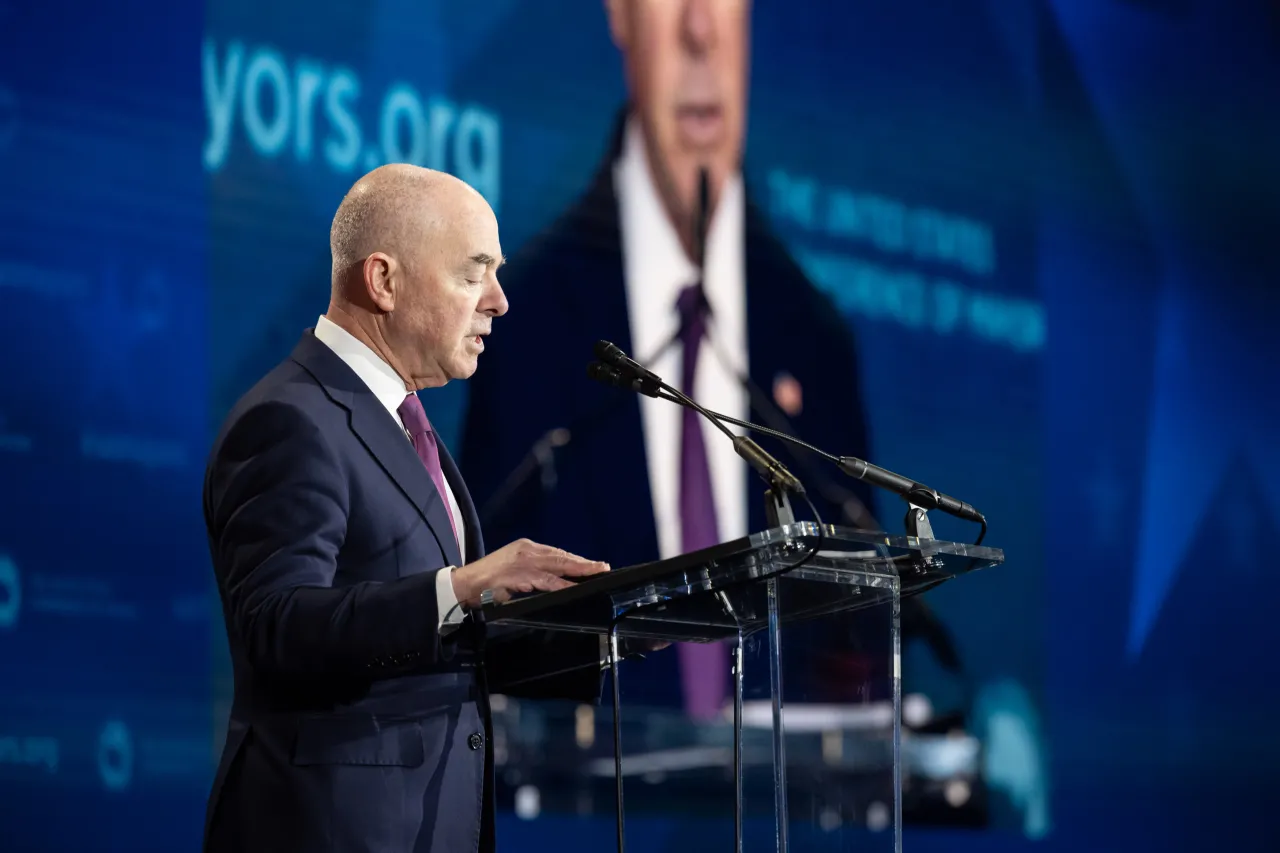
top-left (203, 165), bottom-right (611, 853)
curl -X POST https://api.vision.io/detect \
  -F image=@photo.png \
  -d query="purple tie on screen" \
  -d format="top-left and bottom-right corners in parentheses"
top-left (676, 283), bottom-right (728, 721)
top-left (398, 393), bottom-right (460, 549)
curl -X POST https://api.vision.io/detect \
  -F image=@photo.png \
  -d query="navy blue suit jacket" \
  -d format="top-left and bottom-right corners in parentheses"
top-left (460, 121), bottom-right (878, 705)
top-left (203, 330), bottom-right (603, 853)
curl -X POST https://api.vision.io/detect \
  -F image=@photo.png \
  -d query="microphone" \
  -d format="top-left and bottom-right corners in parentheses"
top-left (587, 344), bottom-right (805, 497)
top-left (593, 341), bottom-right (663, 388)
top-left (837, 457), bottom-right (984, 527)
top-left (694, 167), bottom-right (710, 269)
top-left (593, 353), bottom-right (985, 534)
top-left (704, 409), bottom-right (984, 532)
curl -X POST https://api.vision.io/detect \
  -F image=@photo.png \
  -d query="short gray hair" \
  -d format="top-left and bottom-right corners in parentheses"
top-left (329, 164), bottom-right (448, 281)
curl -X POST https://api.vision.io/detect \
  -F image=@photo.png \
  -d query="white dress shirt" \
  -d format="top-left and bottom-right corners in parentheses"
top-left (313, 315), bottom-right (466, 630)
top-left (614, 118), bottom-right (750, 558)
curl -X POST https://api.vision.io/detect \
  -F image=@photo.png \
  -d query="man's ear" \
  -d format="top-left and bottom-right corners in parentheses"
top-left (603, 0), bottom-right (629, 49)
top-left (363, 252), bottom-right (398, 313)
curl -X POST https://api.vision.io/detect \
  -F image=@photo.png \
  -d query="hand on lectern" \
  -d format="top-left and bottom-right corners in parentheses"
top-left (451, 539), bottom-right (609, 607)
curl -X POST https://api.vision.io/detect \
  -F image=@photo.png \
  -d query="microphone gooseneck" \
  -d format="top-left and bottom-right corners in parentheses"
top-left (589, 347), bottom-right (985, 534)
top-left (587, 342), bottom-right (806, 498)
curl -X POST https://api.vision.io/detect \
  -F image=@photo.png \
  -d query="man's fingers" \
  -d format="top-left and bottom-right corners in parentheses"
top-left (530, 572), bottom-right (574, 592)
top-left (522, 542), bottom-right (607, 568)
top-left (502, 540), bottom-right (610, 580)
top-left (570, 559), bottom-right (610, 576)
top-left (529, 552), bottom-right (609, 576)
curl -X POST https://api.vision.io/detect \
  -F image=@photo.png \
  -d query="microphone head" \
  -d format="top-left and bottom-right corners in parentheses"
top-left (593, 340), bottom-right (624, 366)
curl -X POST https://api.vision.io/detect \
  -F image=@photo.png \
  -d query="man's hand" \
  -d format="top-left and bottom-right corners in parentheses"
top-left (451, 539), bottom-right (609, 609)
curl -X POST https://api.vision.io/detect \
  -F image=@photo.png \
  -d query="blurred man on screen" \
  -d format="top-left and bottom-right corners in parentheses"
top-left (203, 164), bottom-right (614, 853)
top-left (461, 0), bottom-right (877, 715)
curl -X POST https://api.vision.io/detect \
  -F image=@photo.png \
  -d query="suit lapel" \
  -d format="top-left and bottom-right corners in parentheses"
top-left (291, 331), bottom-right (464, 569)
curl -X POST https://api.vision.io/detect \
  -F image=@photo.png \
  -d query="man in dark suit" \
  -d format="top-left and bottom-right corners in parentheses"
top-left (203, 164), bottom-right (616, 852)
top-left (461, 0), bottom-right (877, 713)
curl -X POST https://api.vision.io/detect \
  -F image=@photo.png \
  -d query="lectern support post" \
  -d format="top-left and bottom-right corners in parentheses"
top-left (767, 576), bottom-right (789, 851)
top-left (609, 627), bottom-right (625, 853)
top-left (733, 632), bottom-right (745, 853)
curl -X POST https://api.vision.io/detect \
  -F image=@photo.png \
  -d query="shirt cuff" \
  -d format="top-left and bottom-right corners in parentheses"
top-left (436, 566), bottom-right (465, 633)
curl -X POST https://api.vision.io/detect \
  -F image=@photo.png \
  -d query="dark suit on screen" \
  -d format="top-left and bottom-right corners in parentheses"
top-left (460, 118), bottom-right (878, 705)
top-left (202, 329), bottom-right (602, 853)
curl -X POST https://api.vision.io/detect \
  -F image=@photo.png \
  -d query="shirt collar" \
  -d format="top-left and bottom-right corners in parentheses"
top-left (313, 314), bottom-right (412, 421)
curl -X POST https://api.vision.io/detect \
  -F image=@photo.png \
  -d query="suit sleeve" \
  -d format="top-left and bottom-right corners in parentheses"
top-left (206, 400), bottom-right (444, 679)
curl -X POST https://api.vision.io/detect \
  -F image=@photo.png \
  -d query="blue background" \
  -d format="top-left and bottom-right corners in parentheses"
top-left (0, 0), bottom-right (1277, 850)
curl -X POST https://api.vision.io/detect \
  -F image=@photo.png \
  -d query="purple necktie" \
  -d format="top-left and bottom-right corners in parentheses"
top-left (397, 393), bottom-right (459, 549)
top-left (676, 283), bottom-right (728, 721)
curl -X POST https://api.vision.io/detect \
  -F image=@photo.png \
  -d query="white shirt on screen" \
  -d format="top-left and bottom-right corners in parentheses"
top-left (313, 314), bottom-right (466, 632)
top-left (614, 118), bottom-right (750, 559)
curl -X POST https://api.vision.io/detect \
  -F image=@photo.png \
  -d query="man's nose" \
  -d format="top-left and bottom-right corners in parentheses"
top-left (681, 0), bottom-right (717, 54)
top-left (480, 278), bottom-right (508, 317)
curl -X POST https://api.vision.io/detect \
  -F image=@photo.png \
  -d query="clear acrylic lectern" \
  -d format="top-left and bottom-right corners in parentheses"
top-left (481, 522), bottom-right (1004, 852)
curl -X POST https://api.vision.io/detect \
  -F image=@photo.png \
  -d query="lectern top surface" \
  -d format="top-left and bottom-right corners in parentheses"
top-left (479, 523), bottom-right (1002, 639)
